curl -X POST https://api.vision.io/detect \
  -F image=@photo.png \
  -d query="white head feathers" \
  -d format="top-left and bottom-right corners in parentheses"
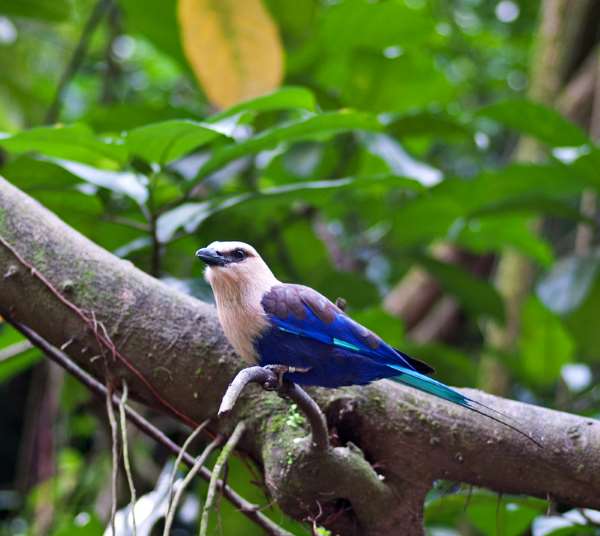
top-left (196, 241), bottom-right (279, 362)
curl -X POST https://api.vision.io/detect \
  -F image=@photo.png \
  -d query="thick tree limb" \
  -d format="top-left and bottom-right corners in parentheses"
top-left (1, 177), bottom-right (599, 535)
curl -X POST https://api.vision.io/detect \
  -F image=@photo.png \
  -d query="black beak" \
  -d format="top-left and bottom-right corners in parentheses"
top-left (195, 248), bottom-right (226, 266)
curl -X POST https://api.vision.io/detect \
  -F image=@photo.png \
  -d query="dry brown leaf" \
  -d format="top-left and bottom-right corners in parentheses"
top-left (178, 0), bottom-right (284, 109)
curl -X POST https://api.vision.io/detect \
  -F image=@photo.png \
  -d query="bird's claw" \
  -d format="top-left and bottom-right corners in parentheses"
top-left (263, 364), bottom-right (311, 390)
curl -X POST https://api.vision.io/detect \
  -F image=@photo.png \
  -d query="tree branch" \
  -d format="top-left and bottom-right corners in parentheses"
top-left (1, 177), bottom-right (600, 535)
top-left (1, 310), bottom-right (293, 536)
top-left (218, 366), bottom-right (330, 450)
top-left (45, 0), bottom-right (113, 124)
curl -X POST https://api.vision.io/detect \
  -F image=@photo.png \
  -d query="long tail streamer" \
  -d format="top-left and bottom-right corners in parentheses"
top-left (389, 366), bottom-right (543, 448)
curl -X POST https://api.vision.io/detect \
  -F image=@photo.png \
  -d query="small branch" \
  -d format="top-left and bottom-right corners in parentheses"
top-left (45, 0), bottom-right (112, 124)
top-left (105, 379), bottom-right (119, 536)
top-left (218, 366), bottom-right (330, 450)
top-left (2, 313), bottom-right (294, 536)
top-left (218, 366), bottom-right (279, 415)
top-left (200, 421), bottom-right (247, 536)
top-left (163, 435), bottom-right (222, 536)
top-left (0, 340), bottom-right (32, 361)
top-left (165, 420), bottom-right (210, 519)
top-left (119, 381), bottom-right (137, 536)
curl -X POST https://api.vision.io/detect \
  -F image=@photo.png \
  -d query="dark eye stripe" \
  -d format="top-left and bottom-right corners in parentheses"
top-left (224, 248), bottom-right (248, 263)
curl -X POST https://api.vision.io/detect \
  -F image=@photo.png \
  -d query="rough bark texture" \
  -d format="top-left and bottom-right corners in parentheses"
top-left (1, 177), bottom-right (600, 536)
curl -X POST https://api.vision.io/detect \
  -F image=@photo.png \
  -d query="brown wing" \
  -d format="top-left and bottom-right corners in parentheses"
top-left (261, 284), bottom-right (435, 374)
top-left (261, 284), bottom-right (381, 349)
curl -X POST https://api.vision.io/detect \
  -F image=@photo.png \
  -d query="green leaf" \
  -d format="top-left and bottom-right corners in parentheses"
top-left (466, 498), bottom-right (542, 536)
top-left (455, 216), bottom-right (554, 267)
top-left (417, 255), bottom-right (505, 322)
top-left (0, 155), bottom-right (81, 191)
top-left (478, 99), bottom-right (590, 147)
top-left (125, 120), bottom-right (229, 164)
top-left (568, 148), bottom-right (600, 190)
top-left (320, 0), bottom-right (434, 51)
top-left (119, 0), bottom-right (186, 65)
top-left (0, 124), bottom-right (126, 168)
top-left (0, 349), bottom-right (42, 383)
top-left (519, 297), bottom-right (574, 386)
top-left (0, 0), bottom-right (71, 22)
top-left (0, 325), bottom-right (41, 383)
top-left (192, 110), bottom-right (382, 182)
top-left (158, 175), bottom-right (422, 240)
top-left (48, 159), bottom-right (148, 205)
top-left (388, 163), bottom-right (586, 249)
top-left (209, 86), bottom-right (317, 122)
top-left (385, 111), bottom-right (472, 142)
top-left (537, 253), bottom-right (600, 315)
top-left (425, 490), bottom-right (546, 531)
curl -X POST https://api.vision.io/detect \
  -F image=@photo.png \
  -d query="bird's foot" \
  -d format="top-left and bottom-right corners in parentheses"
top-left (263, 364), bottom-right (311, 390)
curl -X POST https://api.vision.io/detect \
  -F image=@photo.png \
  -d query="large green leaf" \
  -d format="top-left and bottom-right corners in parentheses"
top-left (385, 111), bottom-right (472, 142)
top-left (478, 99), bottom-right (590, 147)
top-left (158, 174), bottom-right (422, 241)
top-left (209, 86), bottom-right (317, 122)
top-left (125, 120), bottom-right (230, 165)
top-left (48, 159), bottom-right (148, 205)
top-left (0, 348), bottom-right (42, 383)
top-left (388, 163), bottom-right (587, 249)
top-left (119, 0), bottom-right (186, 65)
top-left (191, 110), bottom-right (382, 182)
top-left (0, 0), bottom-right (71, 21)
top-left (320, 0), bottom-right (434, 51)
top-left (425, 490), bottom-right (546, 533)
top-left (417, 255), bottom-right (505, 322)
top-left (455, 216), bottom-right (554, 267)
top-left (0, 124), bottom-right (126, 168)
top-left (466, 498), bottom-right (543, 536)
top-left (518, 297), bottom-right (574, 387)
top-left (321, 49), bottom-right (455, 113)
top-left (0, 155), bottom-right (81, 191)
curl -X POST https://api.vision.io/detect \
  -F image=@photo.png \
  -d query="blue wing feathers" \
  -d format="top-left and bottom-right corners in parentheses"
top-left (256, 284), bottom-right (540, 447)
top-left (268, 301), bottom-right (416, 370)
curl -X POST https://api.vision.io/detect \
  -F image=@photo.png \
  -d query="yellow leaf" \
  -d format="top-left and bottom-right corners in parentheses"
top-left (178, 0), bottom-right (284, 109)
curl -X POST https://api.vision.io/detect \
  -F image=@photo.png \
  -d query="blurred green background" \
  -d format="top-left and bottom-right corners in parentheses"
top-left (0, 0), bottom-right (599, 534)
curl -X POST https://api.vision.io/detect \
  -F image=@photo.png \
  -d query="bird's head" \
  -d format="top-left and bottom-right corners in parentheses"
top-left (196, 241), bottom-right (277, 296)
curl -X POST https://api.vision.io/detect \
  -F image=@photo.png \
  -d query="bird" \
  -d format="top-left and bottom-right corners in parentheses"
top-left (196, 240), bottom-right (540, 446)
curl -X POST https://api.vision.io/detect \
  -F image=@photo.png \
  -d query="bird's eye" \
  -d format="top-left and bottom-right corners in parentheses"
top-left (231, 248), bottom-right (246, 261)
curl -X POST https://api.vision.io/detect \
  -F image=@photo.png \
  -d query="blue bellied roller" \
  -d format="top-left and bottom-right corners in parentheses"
top-left (196, 241), bottom-right (540, 446)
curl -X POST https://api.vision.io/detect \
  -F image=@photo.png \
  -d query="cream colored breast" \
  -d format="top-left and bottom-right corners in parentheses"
top-left (216, 299), bottom-right (268, 363)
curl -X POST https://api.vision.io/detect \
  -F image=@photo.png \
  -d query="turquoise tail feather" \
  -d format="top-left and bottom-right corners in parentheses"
top-left (388, 366), bottom-right (543, 448)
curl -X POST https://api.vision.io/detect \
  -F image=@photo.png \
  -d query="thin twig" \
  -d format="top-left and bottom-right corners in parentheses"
top-left (45, 0), bottom-right (112, 123)
top-left (164, 420), bottom-right (211, 533)
top-left (105, 380), bottom-right (119, 536)
top-left (119, 381), bottom-right (137, 536)
top-left (1, 312), bottom-right (293, 536)
top-left (218, 366), bottom-right (278, 416)
top-left (199, 421), bottom-right (246, 536)
top-left (218, 366), bottom-right (330, 450)
top-left (163, 436), bottom-right (222, 536)
top-left (0, 340), bottom-right (32, 361)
